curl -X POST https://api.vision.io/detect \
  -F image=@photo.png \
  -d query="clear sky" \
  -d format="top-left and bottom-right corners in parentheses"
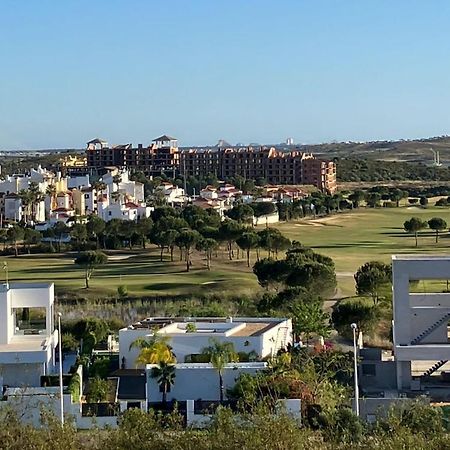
top-left (1, 0), bottom-right (450, 149)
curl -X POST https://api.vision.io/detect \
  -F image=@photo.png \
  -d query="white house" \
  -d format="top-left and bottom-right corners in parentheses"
top-left (0, 283), bottom-right (58, 388)
top-left (119, 317), bottom-right (292, 370)
top-left (4, 194), bottom-right (22, 221)
top-left (155, 183), bottom-right (186, 205)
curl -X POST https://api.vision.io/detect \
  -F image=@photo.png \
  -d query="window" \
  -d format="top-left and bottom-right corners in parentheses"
top-left (13, 307), bottom-right (47, 335)
top-left (362, 364), bottom-right (376, 376)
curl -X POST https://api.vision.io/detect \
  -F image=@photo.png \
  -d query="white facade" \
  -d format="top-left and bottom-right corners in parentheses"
top-left (392, 255), bottom-right (450, 390)
top-left (119, 317), bottom-right (292, 369)
top-left (4, 195), bottom-right (22, 221)
top-left (146, 362), bottom-right (267, 402)
top-left (0, 283), bottom-right (57, 388)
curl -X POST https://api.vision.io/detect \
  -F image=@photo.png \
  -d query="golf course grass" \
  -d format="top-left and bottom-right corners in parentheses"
top-left (3, 203), bottom-right (450, 300)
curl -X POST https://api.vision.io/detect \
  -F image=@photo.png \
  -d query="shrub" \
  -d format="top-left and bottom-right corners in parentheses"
top-left (68, 373), bottom-right (81, 402)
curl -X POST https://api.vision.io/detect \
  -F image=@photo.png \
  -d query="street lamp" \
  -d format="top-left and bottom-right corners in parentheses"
top-left (57, 312), bottom-right (64, 425)
top-left (351, 323), bottom-right (360, 417)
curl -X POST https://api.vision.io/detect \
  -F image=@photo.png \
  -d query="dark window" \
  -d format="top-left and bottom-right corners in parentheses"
top-left (362, 364), bottom-right (376, 376)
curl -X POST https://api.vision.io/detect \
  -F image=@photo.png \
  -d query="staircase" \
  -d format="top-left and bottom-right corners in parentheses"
top-left (272, 326), bottom-right (289, 357)
top-left (422, 360), bottom-right (448, 377)
top-left (410, 312), bottom-right (450, 345)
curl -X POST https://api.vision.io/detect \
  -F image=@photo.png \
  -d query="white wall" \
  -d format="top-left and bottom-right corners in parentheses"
top-left (120, 319), bottom-right (292, 368)
top-left (146, 363), bottom-right (266, 402)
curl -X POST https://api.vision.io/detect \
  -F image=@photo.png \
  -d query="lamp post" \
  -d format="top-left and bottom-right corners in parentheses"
top-left (2, 261), bottom-right (8, 286)
top-left (351, 323), bottom-right (360, 417)
top-left (57, 312), bottom-right (64, 425)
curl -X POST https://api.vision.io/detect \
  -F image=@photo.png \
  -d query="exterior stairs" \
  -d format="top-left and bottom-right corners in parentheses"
top-left (422, 360), bottom-right (448, 377)
top-left (272, 326), bottom-right (289, 357)
top-left (410, 312), bottom-right (450, 345)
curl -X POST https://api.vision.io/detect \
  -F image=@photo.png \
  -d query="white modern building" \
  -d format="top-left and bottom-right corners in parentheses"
top-left (0, 283), bottom-right (58, 388)
top-left (119, 317), bottom-right (292, 369)
top-left (392, 255), bottom-right (450, 390)
top-left (147, 362), bottom-right (267, 402)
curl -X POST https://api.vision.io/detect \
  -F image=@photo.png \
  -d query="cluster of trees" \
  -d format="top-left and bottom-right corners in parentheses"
top-left (253, 244), bottom-right (337, 344)
top-left (332, 261), bottom-right (392, 340)
top-left (404, 217), bottom-right (448, 246)
top-left (338, 157), bottom-right (450, 182)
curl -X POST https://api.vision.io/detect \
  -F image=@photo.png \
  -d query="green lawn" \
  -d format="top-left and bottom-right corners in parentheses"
top-left (276, 205), bottom-right (450, 296)
top-left (4, 205), bottom-right (450, 300)
top-left (3, 251), bottom-right (259, 300)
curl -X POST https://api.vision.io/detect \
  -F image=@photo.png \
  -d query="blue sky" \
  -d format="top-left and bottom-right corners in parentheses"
top-left (1, 0), bottom-right (450, 149)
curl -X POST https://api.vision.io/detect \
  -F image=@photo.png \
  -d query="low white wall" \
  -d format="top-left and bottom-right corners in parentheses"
top-left (253, 212), bottom-right (279, 226)
top-left (185, 398), bottom-right (301, 428)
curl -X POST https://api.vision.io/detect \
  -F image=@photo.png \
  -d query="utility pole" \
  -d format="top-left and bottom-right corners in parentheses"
top-left (351, 323), bottom-right (360, 417)
top-left (58, 312), bottom-right (64, 425)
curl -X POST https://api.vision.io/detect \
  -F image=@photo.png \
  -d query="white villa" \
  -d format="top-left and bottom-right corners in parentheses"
top-left (119, 316), bottom-right (292, 369)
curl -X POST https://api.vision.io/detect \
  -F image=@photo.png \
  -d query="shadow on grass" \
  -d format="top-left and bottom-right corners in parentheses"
top-left (144, 282), bottom-right (196, 291)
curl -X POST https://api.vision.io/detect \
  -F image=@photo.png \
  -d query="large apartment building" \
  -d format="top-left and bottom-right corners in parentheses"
top-left (87, 137), bottom-right (337, 193)
top-left (180, 147), bottom-right (337, 193)
top-left (86, 135), bottom-right (179, 177)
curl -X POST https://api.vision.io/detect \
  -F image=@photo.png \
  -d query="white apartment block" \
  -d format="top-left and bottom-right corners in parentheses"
top-left (0, 283), bottom-right (58, 388)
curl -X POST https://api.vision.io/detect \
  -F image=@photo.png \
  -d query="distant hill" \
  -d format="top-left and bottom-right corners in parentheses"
top-left (300, 136), bottom-right (450, 165)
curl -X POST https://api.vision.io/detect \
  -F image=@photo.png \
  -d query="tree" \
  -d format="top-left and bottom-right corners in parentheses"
top-left (290, 299), bottom-right (331, 345)
top-left (218, 220), bottom-right (243, 260)
top-left (74, 251), bottom-right (108, 288)
top-left (331, 301), bottom-right (380, 339)
top-left (251, 202), bottom-right (276, 218)
top-left (196, 237), bottom-right (218, 270)
top-left (389, 189), bottom-right (408, 207)
top-left (70, 223), bottom-right (87, 250)
top-left (23, 228), bottom-right (41, 254)
top-left (151, 362), bottom-right (176, 405)
top-left (365, 192), bottom-right (381, 208)
top-left (201, 338), bottom-right (238, 402)
top-left (86, 216), bottom-right (106, 248)
top-left (175, 230), bottom-right (201, 271)
top-left (403, 217), bottom-right (428, 247)
top-left (419, 196), bottom-right (428, 207)
top-left (258, 228), bottom-right (285, 258)
top-left (348, 191), bottom-right (365, 209)
top-left (130, 334), bottom-right (176, 366)
top-left (225, 204), bottom-right (254, 223)
top-left (52, 221), bottom-right (69, 251)
top-left (354, 261), bottom-right (392, 305)
top-left (236, 232), bottom-right (260, 267)
top-left (87, 377), bottom-right (109, 403)
top-left (428, 217), bottom-right (447, 243)
top-left (7, 225), bottom-right (24, 257)
top-left (135, 217), bottom-right (153, 248)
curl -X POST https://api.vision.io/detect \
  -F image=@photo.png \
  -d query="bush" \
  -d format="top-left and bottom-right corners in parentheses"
top-left (68, 373), bottom-right (81, 402)
top-left (117, 285), bottom-right (128, 298)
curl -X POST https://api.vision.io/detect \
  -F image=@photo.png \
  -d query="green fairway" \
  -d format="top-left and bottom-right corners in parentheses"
top-left (3, 251), bottom-right (259, 300)
top-left (276, 205), bottom-right (450, 296)
top-left (4, 205), bottom-right (450, 301)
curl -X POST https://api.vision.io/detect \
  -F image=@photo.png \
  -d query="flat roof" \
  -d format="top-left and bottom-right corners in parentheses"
top-left (124, 317), bottom-right (288, 334)
top-left (392, 254), bottom-right (450, 260)
top-left (0, 335), bottom-right (51, 353)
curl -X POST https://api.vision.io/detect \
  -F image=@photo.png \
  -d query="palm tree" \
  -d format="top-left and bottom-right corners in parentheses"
top-left (18, 190), bottom-right (32, 223)
top-left (151, 362), bottom-right (176, 405)
top-left (201, 338), bottom-right (239, 402)
top-left (130, 334), bottom-right (176, 366)
top-left (28, 182), bottom-right (44, 222)
top-left (46, 185), bottom-right (57, 215)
